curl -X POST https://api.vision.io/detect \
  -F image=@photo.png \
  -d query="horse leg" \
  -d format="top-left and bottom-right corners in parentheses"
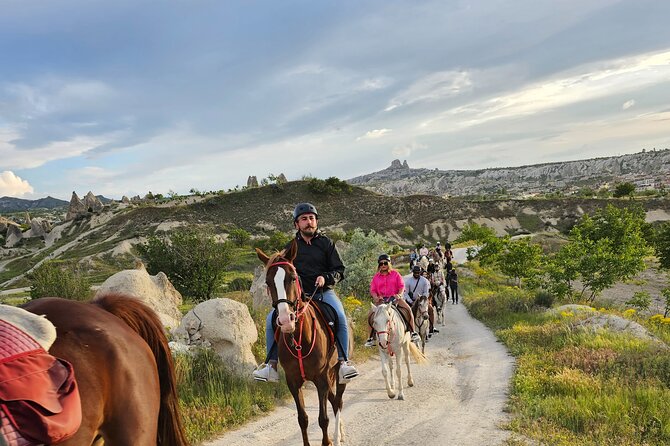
top-left (288, 381), bottom-right (310, 446)
top-left (380, 351), bottom-right (395, 399)
top-left (404, 339), bottom-right (414, 389)
top-left (313, 377), bottom-right (333, 446)
top-left (328, 383), bottom-right (346, 446)
top-left (395, 347), bottom-right (405, 400)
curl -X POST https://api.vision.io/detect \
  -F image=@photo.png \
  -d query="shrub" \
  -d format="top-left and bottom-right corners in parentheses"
top-left (29, 260), bottom-right (92, 300)
top-left (228, 227), bottom-right (251, 247)
top-left (307, 177), bottom-right (352, 195)
top-left (534, 290), bottom-right (555, 308)
top-left (227, 277), bottom-right (252, 292)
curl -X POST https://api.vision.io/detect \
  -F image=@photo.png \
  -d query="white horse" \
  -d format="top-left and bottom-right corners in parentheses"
top-left (418, 255), bottom-right (429, 272)
top-left (412, 295), bottom-right (431, 354)
top-left (431, 284), bottom-right (447, 326)
top-left (371, 303), bottom-right (427, 400)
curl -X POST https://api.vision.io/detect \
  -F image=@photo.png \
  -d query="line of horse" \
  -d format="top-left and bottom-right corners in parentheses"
top-left (1, 242), bottom-right (453, 446)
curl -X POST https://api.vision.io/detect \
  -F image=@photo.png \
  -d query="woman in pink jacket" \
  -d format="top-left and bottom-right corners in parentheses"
top-left (366, 254), bottom-right (420, 346)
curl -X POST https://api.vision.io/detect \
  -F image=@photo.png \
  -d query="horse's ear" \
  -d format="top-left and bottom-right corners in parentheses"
top-left (284, 238), bottom-right (298, 261)
top-left (256, 248), bottom-right (270, 265)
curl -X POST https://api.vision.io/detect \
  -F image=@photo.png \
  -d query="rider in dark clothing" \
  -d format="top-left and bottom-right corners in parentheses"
top-left (449, 268), bottom-right (459, 304)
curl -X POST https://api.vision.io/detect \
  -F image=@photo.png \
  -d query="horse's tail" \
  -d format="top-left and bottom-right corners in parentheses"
top-left (408, 340), bottom-right (428, 365)
top-left (92, 293), bottom-right (190, 446)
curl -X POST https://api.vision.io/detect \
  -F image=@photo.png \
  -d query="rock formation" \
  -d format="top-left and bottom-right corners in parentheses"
top-left (247, 176), bottom-right (259, 188)
top-left (95, 263), bottom-right (183, 328)
top-left (65, 192), bottom-right (87, 221)
top-left (171, 298), bottom-right (258, 376)
top-left (83, 191), bottom-right (103, 212)
top-left (277, 173), bottom-right (288, 184)
top-left (4, 224), bottom-right (23, 248)
top-left (250, 265), bottom-right (270, 309)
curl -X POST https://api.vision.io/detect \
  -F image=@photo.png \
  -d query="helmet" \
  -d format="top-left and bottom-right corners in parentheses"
top-left (437, 242), bottom-right (441, 246)
top-left (412, 265), bottom-right (422, 273)
top-left (378, 254), bottom-right (391, 263)
top-left (428, 258), bottom-right (434, 263)
top-left (293, 202), bottom-right (318, 221)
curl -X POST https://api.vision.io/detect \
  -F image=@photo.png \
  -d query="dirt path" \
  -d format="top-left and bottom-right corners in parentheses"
top-left (204, 299), bottom-right (515, 446)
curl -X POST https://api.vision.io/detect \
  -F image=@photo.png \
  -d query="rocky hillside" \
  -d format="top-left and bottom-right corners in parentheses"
top-left (348, 150), bottom-right (670, 197)
top-left (2, 181), bottom-right (670, 289)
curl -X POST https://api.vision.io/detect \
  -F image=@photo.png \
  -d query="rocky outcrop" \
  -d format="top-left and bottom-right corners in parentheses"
top-left (171, 298), bottom-right (258, 376)
top-left (4, 224), bottom-right (23, 247)
top-left (247, 176), bottom-right (259, 188)
top-left (83, 191), bottom-right (103, 212)
top-left (250, 265), bottom-right (270, 309)
top-left (349, 150), bottom-right (670, 198)
top-left (121, 196), bottom-right (130, 204)
top-left (28, 217), bottom-right (52, 238)
top-left (277, 173), bottom-right (288, 184)
top-left (95, 263), bottom-right (183, 328)
top-left (65, 192), bottom-right (87, 221)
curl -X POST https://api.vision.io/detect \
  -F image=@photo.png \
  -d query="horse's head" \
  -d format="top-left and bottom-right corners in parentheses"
top-left (416, 295), bottom-right (430, 320)
top-left (371, 303), bottom-right (396, 350)
top-left (256, 239), bottom-right (301, 334)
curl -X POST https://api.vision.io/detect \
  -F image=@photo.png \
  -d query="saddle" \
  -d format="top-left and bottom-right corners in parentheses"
top-left (271, 300), bottom-right (338, 346)
top-left (0, 319), bottom-right (81, 446)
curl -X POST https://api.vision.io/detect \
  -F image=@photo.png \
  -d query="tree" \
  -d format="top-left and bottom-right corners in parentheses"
top-left (228, 227), bottom-right (251, 247)
top-left (137, 228), bottom-right (234, 302)
top-left (662, 287), bottom-right (670, 317)
top-left (337, 229), bottom-right (388, 300)
top-left (29, 261), bottom-right (91, 300)
top-left (625, 291), bottom-right (652, 313)
top-left (549, 205), bottom-right (650, 301)
top-left (454, 222), bottom-right (496, 244)
top-left (498, 238), bottom-right (543, 287)
top-left (653, 222), bottom-right (670, 269)
top-left (613, 182), bottom-right (636, 198)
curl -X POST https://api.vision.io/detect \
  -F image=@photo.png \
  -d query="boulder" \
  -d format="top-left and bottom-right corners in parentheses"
top-left (28, 217), bottom-right (52, 238)
top-left (251, 265), bottom-right (271, 309)
top-left (121, 196), bottom-right (130, 204)
top-left (277, 173), bottom-right (288, 184)
top-left (172, 298), bottom-right (258, 376)
top-left (95, 263), bottom-right (182, 328)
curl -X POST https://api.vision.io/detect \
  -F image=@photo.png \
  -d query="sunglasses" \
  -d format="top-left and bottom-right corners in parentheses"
top-left (378, 261), bottom-right (389, 266)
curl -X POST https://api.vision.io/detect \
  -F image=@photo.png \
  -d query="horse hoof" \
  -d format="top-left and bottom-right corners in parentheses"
top-left (398, 394), bottom-right (404, 400)
top-left (388, 393), bottom-right (396, 399)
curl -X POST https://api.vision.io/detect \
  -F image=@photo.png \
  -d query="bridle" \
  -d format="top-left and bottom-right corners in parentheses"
top-left (374, 304), bottom-right (397, 356)
top-left (267, 260), bottom-right (323, 380)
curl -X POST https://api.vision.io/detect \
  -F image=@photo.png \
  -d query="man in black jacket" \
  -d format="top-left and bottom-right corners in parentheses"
top-left (253, 203), bottom-right (359, 383)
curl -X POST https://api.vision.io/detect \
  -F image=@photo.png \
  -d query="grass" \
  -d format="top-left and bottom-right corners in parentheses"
top-left (462, 270), bottom-right (670, 446)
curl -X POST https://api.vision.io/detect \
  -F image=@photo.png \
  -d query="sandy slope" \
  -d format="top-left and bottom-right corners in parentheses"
top-left (204, 297), bottom-right (514, 446)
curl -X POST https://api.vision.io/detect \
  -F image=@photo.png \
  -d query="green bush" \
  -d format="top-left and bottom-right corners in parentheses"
top-left (29, 260), bottom-right (92, 300)
top-left (227, 277), bottom-right (252, 292)
top-left (228, 227), bottom-right (251, 247)
top-left (534, 290), bottom-right (555, 308)
top-left (307, 177), bottom-right (352, 195)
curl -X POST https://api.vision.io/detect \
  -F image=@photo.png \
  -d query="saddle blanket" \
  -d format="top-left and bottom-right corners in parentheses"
top-left (0, 319), bottom-right (81, 445)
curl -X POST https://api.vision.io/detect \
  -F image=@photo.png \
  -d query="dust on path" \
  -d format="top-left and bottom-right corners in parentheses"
top-left (205, 299), bottom-right (514, 446)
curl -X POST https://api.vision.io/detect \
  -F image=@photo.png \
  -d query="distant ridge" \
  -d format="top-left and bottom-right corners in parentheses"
top-left (348, 150), bottom-right (670, 197)
top-left (0, 196), bottom-right (69, 212)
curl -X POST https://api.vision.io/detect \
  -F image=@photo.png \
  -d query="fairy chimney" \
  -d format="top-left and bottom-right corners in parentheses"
top-left (65, 192), bottom-right (86, 221)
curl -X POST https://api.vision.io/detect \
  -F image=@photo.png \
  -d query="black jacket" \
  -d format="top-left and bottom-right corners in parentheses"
top-left (285, 231), bottom-right (345, 295)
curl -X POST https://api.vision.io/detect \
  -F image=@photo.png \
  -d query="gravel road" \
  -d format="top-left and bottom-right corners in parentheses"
top-left (205, 293), bottom-right (514, 446)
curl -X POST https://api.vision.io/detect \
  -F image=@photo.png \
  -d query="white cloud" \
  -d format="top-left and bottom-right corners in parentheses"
top-left (392, 142), bottom-right (427, 158)
top-left (421, 49), bottom-right (670, 131)
top-left (385, 70), bottom-right (473, 111)
top-left (0, 171), bottom-right (33, 197)
top-left (622, 99), bottom-right (635, 110)
top-left (356, 128), bottom-right (392, 141)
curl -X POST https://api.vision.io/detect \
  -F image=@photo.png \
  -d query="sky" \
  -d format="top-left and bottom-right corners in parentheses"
top-left (1, 0), bottom-right (670, 200)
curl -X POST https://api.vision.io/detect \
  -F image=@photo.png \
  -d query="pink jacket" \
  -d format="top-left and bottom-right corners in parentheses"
top-left (370, 270), bottom-right (404, 303)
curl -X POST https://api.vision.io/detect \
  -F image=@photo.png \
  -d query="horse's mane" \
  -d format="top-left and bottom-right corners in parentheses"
top-left (265, 250), bottom-right (288, 270)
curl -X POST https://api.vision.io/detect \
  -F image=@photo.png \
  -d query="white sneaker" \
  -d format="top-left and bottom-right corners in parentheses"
top-left (252, 363), bottom-right (279, 383)
top-left (338, 360), bottom-right (359, 383)
top-left (364, 337), bottom-right (376, 347)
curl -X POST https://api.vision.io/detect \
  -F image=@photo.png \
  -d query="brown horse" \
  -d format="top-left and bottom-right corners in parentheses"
top-left (256, 240), bottom-right (347, 446)
top-left (22, 293), bottom-right (189, 446)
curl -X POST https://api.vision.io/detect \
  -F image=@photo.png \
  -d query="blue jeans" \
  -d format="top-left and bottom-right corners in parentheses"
top-left (265, 289), bottom-right (349, 362)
